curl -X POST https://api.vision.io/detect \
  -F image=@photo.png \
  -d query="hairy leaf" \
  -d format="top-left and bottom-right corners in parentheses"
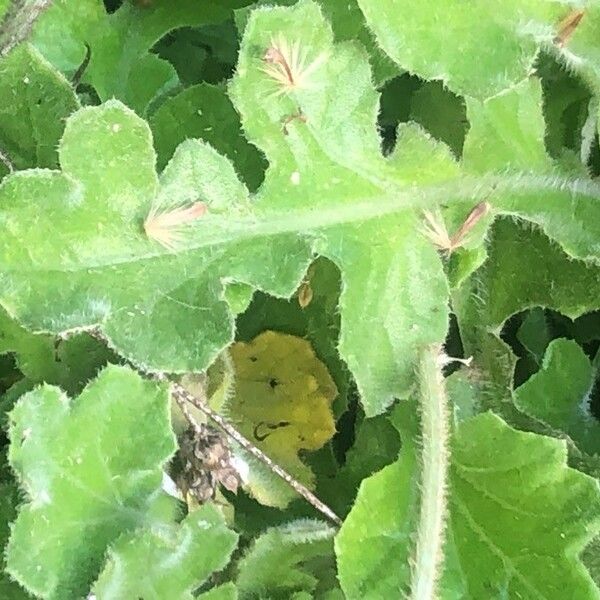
top-left (356, 0), bottom-right (562, 98)
top-left (31, 0), bottom-right (235, 112)
top-left (236, 519), bottom-right (336, 598)
top-left (93, 506), bottom-right (238, 600)
top-left (149, 83), bottom-right (266, 189)
top-left (6, 366), bottom-right (177, 599)
top-left (2, 1), bottom-right (600, 420)
top-left (336, 402), bottom-right (600, 598)
top-left (515, 338), bottom-right (600, 456)
top-left (0, 308), bottom-right (116, 394)
top-left (0, 44), bottom-right (78, 174)
top-left (0, 483), bottom-right (28, 599)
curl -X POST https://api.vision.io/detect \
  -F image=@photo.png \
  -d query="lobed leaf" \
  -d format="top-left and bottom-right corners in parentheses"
top-left (0, 44), bottom-right (78, 177)
top-left (93, 505), bottom-right (238, 600)
top-left (236, 519), bottom-right (336, 598)
top-left (515, 338), bottom-right (600, 456)
top-left (6, 365), bottom-right (178, 599)
top-left (1, 0), bottom-right (600, 420)
top-left (356, 0), bottom-right (568, 99)
top-left (336, 402), bottom-right (600, 598)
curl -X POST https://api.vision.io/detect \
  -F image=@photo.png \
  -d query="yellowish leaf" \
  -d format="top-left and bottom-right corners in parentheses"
top-left (224, 330), bottom-right (337, 507)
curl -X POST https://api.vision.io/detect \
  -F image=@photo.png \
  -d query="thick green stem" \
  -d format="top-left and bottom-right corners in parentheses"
top-left (410, 345), bottom-right (450, 600)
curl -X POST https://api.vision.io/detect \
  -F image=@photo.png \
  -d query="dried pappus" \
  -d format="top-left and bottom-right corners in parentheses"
top-left (261, 35), bottom-right (326, 94)
top-left (144, 201), bottom-right (207, 251)
top-left (422, 201), bottom-right (490, 254)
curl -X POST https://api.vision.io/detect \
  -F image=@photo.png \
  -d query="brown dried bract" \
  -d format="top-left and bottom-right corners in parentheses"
top-left (554, 9), bottom-right (585, 48)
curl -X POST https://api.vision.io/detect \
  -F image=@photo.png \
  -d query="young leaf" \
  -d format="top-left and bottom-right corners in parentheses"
top-left (236, 519), bottom-right (336, 598)
top-left (515, 338), bottom-right (600, 456)
top-left (6, 365), bottom-right (178, 599)
top-left (93, 505), bottom-right (238, 600)
top-left (336, 402), bottom-right (600, 598)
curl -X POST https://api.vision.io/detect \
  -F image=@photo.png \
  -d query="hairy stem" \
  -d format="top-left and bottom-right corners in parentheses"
top-left (410, 345), bottom-right (450, 600)
top-left (0, 0), bottom-right (53, 57)
top-left (163, 374), bottom-right (343, 527)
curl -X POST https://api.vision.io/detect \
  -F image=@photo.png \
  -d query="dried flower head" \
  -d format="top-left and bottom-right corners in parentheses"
top-left (144, 201), bottom-right (207, 251)
top-left (261, 35), bottom-right (326, 94)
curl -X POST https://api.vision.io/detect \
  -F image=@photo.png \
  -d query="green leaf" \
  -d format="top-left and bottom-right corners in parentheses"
top-left (93, 505), bottom-right (238, 600)
top-left (464, 219), bottom-right (600, 329)
top-left (336, 402), bottom-right (600, 598)
top-left (453, 217), bottom-right (600, 421)
top-left (356, 0), bottom-right (561, 98)
top-left (154, 19), bottom-right (240, 88)
top-left (316, 0), bottom-right (398, 84)
top-left (516, 307), bottom-right (553, 366)
top-left (149, 83), bottom-right (266, 190)
top-left (0, 308), bottom-right (117, 395)
top-left (408, 81), bottom-right (467, 157)
top-left (236, 519), bottom-right (336, 598)
top-left (6, 365), bottom-right (178, 600)
top-left (515, 338), bottom-right (600, 456)
top-left (0, 483), bottom-right (29, 599)
top-left (318, 414), bottom-right (400, 517)
top-left (0, 44), bottom-right (79, 172)
top-left (31, 0), bottom-right (235, 113)
top-left (3, 1), bottom-right (600, 418)
top-left (198, 582), bottom-right (238, 600)
top-left (335, 401), bottom-right (418, 598)
top-left (463, 79), bottom-right (550, 173)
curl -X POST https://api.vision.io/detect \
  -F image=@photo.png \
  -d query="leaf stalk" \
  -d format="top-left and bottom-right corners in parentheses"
top-left (410, 345), bottom-right (450, 600)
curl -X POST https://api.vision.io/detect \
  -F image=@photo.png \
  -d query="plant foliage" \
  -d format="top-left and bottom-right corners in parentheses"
top-left (0, 0), bottom-right (599, 598)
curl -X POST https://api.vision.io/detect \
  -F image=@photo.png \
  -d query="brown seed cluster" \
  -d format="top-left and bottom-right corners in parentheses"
top-left (176, 424), bottom-right (240, 503)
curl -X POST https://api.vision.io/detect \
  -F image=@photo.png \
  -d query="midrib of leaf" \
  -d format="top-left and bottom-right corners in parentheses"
top-left (5, 171), bottom-right (599, 272)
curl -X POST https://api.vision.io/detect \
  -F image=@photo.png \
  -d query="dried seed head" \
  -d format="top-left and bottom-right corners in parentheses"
top-left (144, 201), bottom-right (207, 251)
top-left (260, 35), bottom-right (326, 94)
top-left (176, 425), bottom-right (241, 503)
